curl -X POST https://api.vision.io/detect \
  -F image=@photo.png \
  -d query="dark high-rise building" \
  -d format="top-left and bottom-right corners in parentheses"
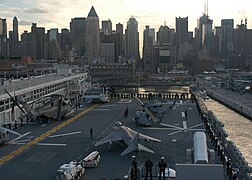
top-left (31, 23), bottom-right (45, 60)
top-left (86, 6), bottom-right (100, 64)
top-left (116, 23), bottom-right (123, 35)
top-left (100, 33), bottom-right (120, 62)
top-left (233, 21), bottom-right (252, 70)
top-left (143, 25), bottom-right (156, 73)
top-left (21, 30), bottom-right (32, 57)
top-left (220, 19), bottom-right (234, 58)
top-left (157, 24), bottom-right (175, 45)
top-left (13, 17), bottom-right (19, 42)
top-left (60, 28), bottom-right (71, 51)
top-left (196, 5), bottom-right (213, 50)
top-left (49, 28), bottom-right (59, 42)
top-left (213, 26), bottom-right (222, 56)
top-left (102, 19), bottom-right (112, 35)
top-left (116, 23), bottom-right (124, 56)
top-left (176, 17), bottom-right (188, 47)
top-left (70, 17), bottom-right (86, 58)
top-left (0, 18), bottom-right (8, 59)
top-left (46, 28), bottom-right (61, 60)
top-left (125, 17), bottom-right (139, 60)
top-left (9, 17), bottom-right (20, 57)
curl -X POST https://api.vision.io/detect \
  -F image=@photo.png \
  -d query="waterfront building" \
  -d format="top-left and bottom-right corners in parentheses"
top-left (89, 63), bottom-right (133, 84)
top-left (157, 45), bottom-right (176, 73)
top-left (86, 6), bottom-right (100, 65)
top-left (100, 43), bottom-right (115, 63)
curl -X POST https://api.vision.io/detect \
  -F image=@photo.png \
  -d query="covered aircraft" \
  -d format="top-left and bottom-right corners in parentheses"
top-left (94, 121), bottom-right (161, 156)
top-left (83, 86), bottom-right (111, 103)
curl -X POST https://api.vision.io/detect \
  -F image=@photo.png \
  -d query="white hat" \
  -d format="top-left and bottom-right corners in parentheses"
top-left (132, 156), bottom-right (136, 159)
top-left (161, 157), bottom-right (164, 160)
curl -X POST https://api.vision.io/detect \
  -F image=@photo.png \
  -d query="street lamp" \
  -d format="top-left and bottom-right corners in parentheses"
top-left (16, 70), bottom-right (19, 79)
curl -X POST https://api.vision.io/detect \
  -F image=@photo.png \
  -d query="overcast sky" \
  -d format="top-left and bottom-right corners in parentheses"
top-left (0, 0), bottom-right (251, 39)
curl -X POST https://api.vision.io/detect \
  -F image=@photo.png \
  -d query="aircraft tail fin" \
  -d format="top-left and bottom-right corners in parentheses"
top-left (121, 133), bottom-right (155, 156)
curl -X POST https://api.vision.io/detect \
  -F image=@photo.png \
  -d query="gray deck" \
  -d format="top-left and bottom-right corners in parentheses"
top-left (0, 97), bottom-right (229, 179)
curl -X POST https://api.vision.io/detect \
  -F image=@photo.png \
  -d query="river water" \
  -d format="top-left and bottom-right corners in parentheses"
top-left (204, 99), bottom-right (252, 167)
top-left (118, 86), bottom-right (252, 167)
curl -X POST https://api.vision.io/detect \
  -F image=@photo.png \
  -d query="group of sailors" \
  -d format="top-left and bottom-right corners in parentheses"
top-left (130, 156), bottom-right (168, 180)
top-left (111, 92), bottom-right (191, 100)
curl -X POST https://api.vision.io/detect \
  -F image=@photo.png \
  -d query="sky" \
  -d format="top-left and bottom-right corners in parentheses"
top-left (0, 0), bottom-right (251, 46)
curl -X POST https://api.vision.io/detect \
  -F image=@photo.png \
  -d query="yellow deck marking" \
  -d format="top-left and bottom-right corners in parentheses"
top-left (0, 104), bottom-right (98, 165)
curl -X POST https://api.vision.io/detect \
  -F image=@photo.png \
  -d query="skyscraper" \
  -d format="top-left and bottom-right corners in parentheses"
top-left (47, 28), bottom-right (61, 60)
top-left (0, 18), bottom-right (8, 59)
top-left (31, 23), bottom-right (45, 60)
top-left (21, 30), bottom-right (32, 58)
top-left (157, 24), bottom-right (175, 45)
top-left (143, 25), bottom-right (157, 74)
top-left (9, 17), bottom-right (20, 57)
top-left (70, 17), bottom-right (86, 58)
top-left (220, 19), bottom-right (234, 57)
top-left (13, 17), bottom-right (18, 42)
top-left (116, 23), bottom-right (124, 57)
top-left (176, 17), bottom-right (188, 47)
top-left (60, 28), bottom-right (71, 51)
top-left (196, 1), bottom-right (213, 50)
top-left (102, 19), bottom-right (112, 35)
top-left (86, 6), bottom-right (100, 64)
top-left (125, 17), bottom-right (139, 60)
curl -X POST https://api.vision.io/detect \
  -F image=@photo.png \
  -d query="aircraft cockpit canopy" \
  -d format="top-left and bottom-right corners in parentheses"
top-left (114, 121), bottom-right (122, 127)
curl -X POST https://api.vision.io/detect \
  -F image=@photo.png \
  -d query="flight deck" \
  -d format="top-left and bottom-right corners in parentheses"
top-left (0, 96), bottom-right (232, 179)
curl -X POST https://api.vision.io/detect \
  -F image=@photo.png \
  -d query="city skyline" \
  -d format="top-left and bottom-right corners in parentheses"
top-left (0, 0), bottom-right (251, 37)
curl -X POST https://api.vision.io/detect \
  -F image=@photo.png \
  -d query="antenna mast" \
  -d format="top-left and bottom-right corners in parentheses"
top-left (206, 0), bottom-right (209, 16)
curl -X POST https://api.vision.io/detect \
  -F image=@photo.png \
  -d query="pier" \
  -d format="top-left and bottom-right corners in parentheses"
top-left (206, 89), bottom-right (252, 121)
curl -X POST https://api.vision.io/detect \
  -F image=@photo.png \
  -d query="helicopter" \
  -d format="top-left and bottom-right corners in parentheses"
top-left (133, 97), bottom-right (178, 127)
top-left (5, 89), bottom-right (74, 124)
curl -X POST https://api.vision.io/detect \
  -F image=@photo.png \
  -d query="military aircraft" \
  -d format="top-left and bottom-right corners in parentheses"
top-left (133, 108), bottom-right (157, 126)
top-left (94, 121), bottom-right (161, 156)
top-left (5, 89), bottom-right (74, 123)
top-left (133, 97), bottom-right (177, 126)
